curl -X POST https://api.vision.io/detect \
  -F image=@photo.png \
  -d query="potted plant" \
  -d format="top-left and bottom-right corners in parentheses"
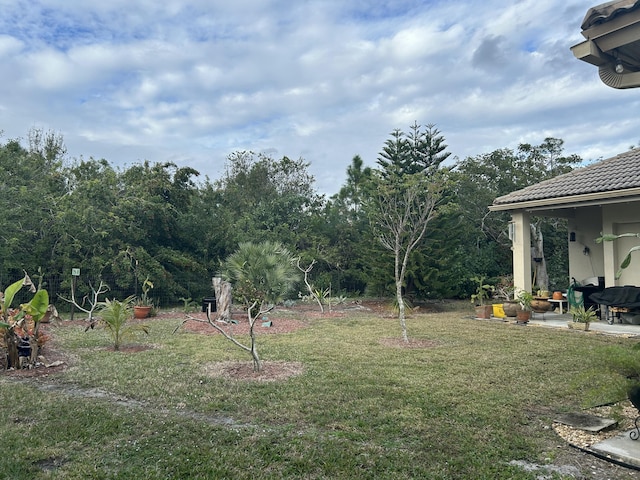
top-left (568, 305), bottom-right (598, 331)
top-left (470, 276), bottom-right (494, 319)
top-left (531, 289), bottom-right (552, 313)
top-left (516, 290), bottom-right (534, 323)
top-left (133, 276), bottom-right (154, 319)
top-left (495, 276), bottom-right (518, 317)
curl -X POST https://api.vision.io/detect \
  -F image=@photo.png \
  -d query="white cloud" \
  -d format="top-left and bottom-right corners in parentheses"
top-left (0, 0), bottom-right (633, 194)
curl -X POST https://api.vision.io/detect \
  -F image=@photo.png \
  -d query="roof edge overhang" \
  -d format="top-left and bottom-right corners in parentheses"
top-left (489, 187), bottom-right (640, 212)
top-left (571, 4), bottom-right (640, 88)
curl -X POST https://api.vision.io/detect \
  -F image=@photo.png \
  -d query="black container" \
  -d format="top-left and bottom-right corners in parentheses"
top-left (17, 337), bottom-right (31, 357)
top-left (202, 297), bottom-right (217, 313)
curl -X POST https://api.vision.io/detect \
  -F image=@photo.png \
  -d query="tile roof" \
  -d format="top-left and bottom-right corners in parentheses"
top-left (492, 148), bottom-right (640, 207)
top-left (581, 0), bottom-right (640, 30)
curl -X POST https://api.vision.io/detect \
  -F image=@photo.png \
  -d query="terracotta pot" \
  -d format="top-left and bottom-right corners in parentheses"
top-left (133, 306), bottom-right (151, 319)
top-left (475, 305), bottom-right (493, 319)
top-left (516, 309), bottom-right (531, 323)
top-left (552, 291), bottom-right (563, 300)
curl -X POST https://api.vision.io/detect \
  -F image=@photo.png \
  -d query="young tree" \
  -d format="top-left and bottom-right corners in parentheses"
top-left (180, 242), bottom-right (299, 371)
top-left (369, 173), bottom-right (444, 342)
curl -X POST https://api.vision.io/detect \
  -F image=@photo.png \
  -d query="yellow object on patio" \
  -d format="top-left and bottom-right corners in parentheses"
top-left (492, 304), bottom-right (506, 318)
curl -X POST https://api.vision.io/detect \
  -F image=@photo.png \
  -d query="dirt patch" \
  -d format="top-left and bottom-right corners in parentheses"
top-left (203, 360), bottom-right (304, 382)
top-left (2, 354), bottom-right (69, 378)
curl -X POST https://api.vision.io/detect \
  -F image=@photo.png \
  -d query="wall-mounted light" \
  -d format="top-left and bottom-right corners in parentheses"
top-left (616, 60), bottom-right (624, 74)
top-left (569, 232), bottom-right (576, 242)
top-left (583, 246), bottom-right (590, 256)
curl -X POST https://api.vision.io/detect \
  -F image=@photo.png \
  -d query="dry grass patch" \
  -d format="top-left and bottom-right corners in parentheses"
top-left (379, 337), bottom-right (440, 348)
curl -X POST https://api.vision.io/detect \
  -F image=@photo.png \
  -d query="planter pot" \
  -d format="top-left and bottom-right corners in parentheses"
top-left (531, 298), bottom-right (551, 313)
top-left (502, 301), bottom-right (519, 317)
top-left (133, 306), bottom-right (152, 319)
top-left (567, 321), bottom-right (590, 331)
top-left (516, 310), bottom-right (531, 323)
top-left (474, 305), bottom-right (493, 319)
top-left (552, 291), bottom-right (563, 300)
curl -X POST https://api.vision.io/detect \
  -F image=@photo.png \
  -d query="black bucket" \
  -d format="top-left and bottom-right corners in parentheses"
top-left (202, 297), bottom-right (217, 313)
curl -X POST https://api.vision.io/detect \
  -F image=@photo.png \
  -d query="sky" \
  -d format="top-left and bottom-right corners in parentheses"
top-left (1, 0), bottom-right (638, 195)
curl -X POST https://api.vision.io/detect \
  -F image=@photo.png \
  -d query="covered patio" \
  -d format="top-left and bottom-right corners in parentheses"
top-left (489, 148), bottom-right (640, 301)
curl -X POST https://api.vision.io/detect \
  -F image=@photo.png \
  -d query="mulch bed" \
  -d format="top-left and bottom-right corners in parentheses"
top-left (178, 311), bottom-right (308, 336)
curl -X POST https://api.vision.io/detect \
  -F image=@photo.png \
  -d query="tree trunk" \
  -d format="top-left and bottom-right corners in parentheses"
top-left (5, 332), bottom-right (19, 369)
top-left (396, 279), bottom-right (408, 343)
top-left (531, 224), bottom-right (549, 292)
top-left (247, 305), bottom-right (262, 371)
top-left (212, 277), bottom-right (232, 322)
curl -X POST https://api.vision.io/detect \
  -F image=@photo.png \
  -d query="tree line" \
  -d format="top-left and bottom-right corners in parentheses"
top-left (0, 126), bottom-right (582, 307)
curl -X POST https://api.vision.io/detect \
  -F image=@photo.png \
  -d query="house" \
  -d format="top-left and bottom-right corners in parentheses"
top-left (489, 148), bottom-right (640, 292)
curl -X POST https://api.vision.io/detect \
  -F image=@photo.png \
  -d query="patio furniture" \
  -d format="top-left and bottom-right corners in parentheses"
top-left (548, 297), bottom-right (568, 314)
top-left (589, 286), bottom-right (640, 325)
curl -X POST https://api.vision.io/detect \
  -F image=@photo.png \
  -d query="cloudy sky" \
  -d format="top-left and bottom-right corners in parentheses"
top-left (0, 0), bottom-right (638, 194)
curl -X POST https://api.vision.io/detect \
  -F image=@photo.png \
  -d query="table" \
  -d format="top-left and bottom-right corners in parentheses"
top-left (548, 298), bottom-right (568, 314)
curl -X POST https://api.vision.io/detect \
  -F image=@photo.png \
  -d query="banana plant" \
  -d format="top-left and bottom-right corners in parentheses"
top-left (597, 233), bottom-right (640, 279)
top-left (0, 273), bottom-right (53, 368)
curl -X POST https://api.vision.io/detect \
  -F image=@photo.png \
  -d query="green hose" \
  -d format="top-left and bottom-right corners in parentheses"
top-left (567, 281), bottom-right (584, 309)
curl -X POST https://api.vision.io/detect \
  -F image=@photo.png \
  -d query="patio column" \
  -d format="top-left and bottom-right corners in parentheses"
top-left (601, 210), bottom-right (616, 287)
top-left (511, 210), bottom-right (532, 293)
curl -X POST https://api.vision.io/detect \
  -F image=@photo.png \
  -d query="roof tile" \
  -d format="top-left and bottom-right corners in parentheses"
top-left (493, 148), bottom-right (640, 206)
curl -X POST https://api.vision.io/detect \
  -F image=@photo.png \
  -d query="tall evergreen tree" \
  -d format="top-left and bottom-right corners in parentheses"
top-left (377, 122), bottom-right (451, 178)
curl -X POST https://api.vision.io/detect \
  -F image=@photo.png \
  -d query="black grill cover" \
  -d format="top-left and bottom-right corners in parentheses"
top-left (589, 286), bottom-right (640, 308)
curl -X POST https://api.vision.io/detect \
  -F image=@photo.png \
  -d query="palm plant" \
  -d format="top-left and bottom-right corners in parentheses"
top-left (98, 296), bottom-right (149, 351)
top-left (220, 241), bottom-right (299, 371)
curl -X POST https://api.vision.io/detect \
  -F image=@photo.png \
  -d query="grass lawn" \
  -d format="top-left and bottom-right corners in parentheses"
top-left (0, 302), bottom-right (636, 479)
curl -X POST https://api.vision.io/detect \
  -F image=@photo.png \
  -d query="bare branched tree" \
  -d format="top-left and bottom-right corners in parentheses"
top-left (370, 174), bottom-right (444, 342)
top-left (58, 280), bottom-right (109, 328)
top-left (296, 258), bottom-right (324, 313)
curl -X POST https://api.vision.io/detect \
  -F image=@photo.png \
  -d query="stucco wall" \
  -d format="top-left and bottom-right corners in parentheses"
top-left (603, 203), bottom-right (640, 287)
top-left (568, 206), bottom-right (604, 285)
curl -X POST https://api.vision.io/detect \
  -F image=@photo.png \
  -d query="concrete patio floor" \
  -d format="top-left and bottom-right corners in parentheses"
top-left (526, 311), bottom-right (640, 337)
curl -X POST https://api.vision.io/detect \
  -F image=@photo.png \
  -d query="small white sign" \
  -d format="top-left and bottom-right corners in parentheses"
top-left (72, 268), bottom-right (80, 276)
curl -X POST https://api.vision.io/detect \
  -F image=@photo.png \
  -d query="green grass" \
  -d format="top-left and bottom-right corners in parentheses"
top-left (0, 305), bottom-right (636, 479)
